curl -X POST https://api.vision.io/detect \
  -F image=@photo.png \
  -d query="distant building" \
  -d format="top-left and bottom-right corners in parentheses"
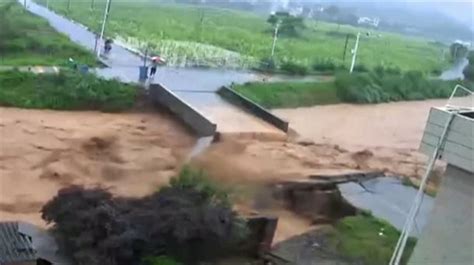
top-left (357, 17), bottom-right (380, 28)
top-left (0, 222), bottom-right (71, 265)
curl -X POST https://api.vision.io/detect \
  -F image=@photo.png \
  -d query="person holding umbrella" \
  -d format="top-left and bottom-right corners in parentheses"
top-left (149, 55), bottom-right (165, 79)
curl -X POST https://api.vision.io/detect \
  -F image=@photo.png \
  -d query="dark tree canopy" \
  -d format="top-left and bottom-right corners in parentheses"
top-left (267, 12), bottom-right (306, 37)
top-left (41, 169), bottom-right (247, 265)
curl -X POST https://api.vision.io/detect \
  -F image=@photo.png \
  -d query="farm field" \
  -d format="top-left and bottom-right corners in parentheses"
top-left (0, 0), bottom-right (96, 66)
top-left (35, 0), bottom-right (448, 72)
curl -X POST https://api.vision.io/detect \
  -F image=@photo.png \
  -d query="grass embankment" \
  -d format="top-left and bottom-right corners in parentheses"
top-left (330, 213), bottom-right (417, 265)
top-left (0, 70), bottom-right (136, 111)
top-left (36, 0), bottom-right (447, 72)
top-left (233, 81), bottom-right (340, 108)
top-left (234, 69), bottom-right (470, 108)
top-left (0, 0), bottom-right (96, 66)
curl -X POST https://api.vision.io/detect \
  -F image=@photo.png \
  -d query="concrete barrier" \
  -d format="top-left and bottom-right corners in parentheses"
top-left (149, 84), bottom-right (217, 136)
top-left (218, 86), bottom-right (289, 132)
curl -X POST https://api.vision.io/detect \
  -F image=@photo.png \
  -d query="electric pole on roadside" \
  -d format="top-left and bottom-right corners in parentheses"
top-left (67, 0), bottom-right (71, 13)
top-left (97, 0), bottom-right (112, 57)
top-left (46, 0), bottom-right (49, 8)
top-left (349, 32), bottom-right (361, 73)
top-left (271, 21), bottom-right (281, 58)
top-left (91, 0), bottom-right (95, 10)
top-left (342, 33), bottom-right (350, 62)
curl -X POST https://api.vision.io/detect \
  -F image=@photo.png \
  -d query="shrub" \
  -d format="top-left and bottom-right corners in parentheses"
top-left (312, 58), bottom-right (337, 72)
top-left (0, 70), bottom-right (136, 112)
top-left (259, 57), bottom-right (276, 71)
top-left (41, 167), bottom-right (248, 265)
top-left (353, 64), bottom-right (369, 73)
top-left (335, 70), bottom-right (458, 104)
top-left (463, 64), bottom-right (474, 82)
top-left (431, 68), bottom-right (442, 76)
top-left (280, 61), bottom-right (308, 75)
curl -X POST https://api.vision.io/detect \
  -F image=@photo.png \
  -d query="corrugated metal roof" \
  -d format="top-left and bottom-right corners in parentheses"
top-left (0, 221), bottom-right (37, 264)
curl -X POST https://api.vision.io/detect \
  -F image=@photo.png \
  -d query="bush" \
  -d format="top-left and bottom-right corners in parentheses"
top-left (353, 64), bottom-right (369, 73)
top-left (335, 70), bottom-right (459, 104)
top-left (41, 167), bottom-right (248, 265)
top-left (0, 70), bottom-right (136, 112)
top-left (312, 58), bottom-right (337, 72)
top-left (463, 64), bottom-right (474, 82)
top-left (259, 57), bottom-right (276, 71)
top-left (280, 61), bottom-right (308, 75)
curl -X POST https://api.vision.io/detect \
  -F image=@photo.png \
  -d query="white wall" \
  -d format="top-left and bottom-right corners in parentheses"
top-left (409, 164), bottom-right (474, 265)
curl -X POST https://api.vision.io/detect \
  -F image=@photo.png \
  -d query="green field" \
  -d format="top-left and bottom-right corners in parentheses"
top-left (36, 0), bottom-right (448, 72)
top-left (233, 81), bottom-right (340, 108)
top-left (0, 0), bottom-right (96, 66)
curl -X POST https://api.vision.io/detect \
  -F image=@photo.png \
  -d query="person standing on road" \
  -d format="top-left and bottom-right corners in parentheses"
top-left (149, 57), bottom-right (159, 78)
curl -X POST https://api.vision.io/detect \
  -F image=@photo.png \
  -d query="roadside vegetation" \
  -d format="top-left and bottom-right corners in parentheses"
top-left (234, 67), bottom-right (469, 108)
top-left (0, 70), bottom-right (136, 112)
top-left (329, 213), bottom-right (417, 265)
top-left (0, 0), bottom-right (96, 66)
top-left (35, 0), bottom-right (447, 73)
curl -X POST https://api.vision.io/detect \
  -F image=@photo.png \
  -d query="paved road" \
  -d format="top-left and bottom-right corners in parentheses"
top-left (22, 0), bottom-right (284, 137)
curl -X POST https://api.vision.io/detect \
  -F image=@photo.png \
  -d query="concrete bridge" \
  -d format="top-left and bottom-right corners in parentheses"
top-left (22, 0), bottom-right (287, 139)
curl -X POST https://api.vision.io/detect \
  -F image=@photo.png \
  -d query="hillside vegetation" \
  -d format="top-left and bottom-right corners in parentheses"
top-left (0, 0), bottom-right (96, 66)
top-left (36, 0), bottom-right (447, 72)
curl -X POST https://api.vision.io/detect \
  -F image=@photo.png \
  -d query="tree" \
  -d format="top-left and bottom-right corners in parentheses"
top-left (463, 51), bottom-right (474, 81)
top-left (324, 5), bottom-right (339, 18)
top-left (449, 43), bottom-right (468, 61)
top-left (41, 168), bottom-right (248, 265)
top-left (267, 12), bottom-right (305, 37)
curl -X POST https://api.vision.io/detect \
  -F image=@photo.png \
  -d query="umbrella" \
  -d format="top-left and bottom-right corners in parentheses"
top-left (151, 56), bottom-right (166, 65)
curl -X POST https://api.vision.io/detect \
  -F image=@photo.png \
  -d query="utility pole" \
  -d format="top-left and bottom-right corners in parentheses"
top-left (46, 0), bottom-right (49, 9)
top-left (67, 0), bottom-right (71, 13)
top-left (23, 0), bottom-right (26, 8)
top-left (271, 21), bottom-right (281, 58)
top-left (349, 32), bottom-right (361, 73)
top-left (91, 0), bottom-right (95, 10)
top-left (97, 0), bottom-right (112, 57)
top-left (342, 33), bottom-right (350, 62)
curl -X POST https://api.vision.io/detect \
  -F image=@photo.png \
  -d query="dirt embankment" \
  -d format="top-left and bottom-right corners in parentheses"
top-left (0, 107), bottom-right (195, 225)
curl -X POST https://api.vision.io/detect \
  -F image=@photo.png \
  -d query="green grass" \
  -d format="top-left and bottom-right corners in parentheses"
top-left (35, 0), bottom-right (448, 72)
top-left (329, 213), bottom-right (417, 265)
top-left (0, 0), bottom-right (96, 66)
top-left (233, 81), bottom-right (340, 108)
top-left (0, 70), bottom-right (137, 112)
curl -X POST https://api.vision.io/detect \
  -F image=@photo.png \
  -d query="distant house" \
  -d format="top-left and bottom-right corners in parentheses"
top-left (0, 222), bottom-right (71, 265)
top-left (357, 17), bottom-right (380, 28)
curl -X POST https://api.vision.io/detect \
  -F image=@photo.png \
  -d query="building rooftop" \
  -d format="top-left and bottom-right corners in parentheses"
top-left (0, 221), bottom-right (37, 264)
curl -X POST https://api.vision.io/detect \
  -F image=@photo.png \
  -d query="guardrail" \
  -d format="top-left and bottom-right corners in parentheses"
top-left (149, 84), bottom-right (217, 136)
top-left (218, 86), bottom-right (289, 132)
